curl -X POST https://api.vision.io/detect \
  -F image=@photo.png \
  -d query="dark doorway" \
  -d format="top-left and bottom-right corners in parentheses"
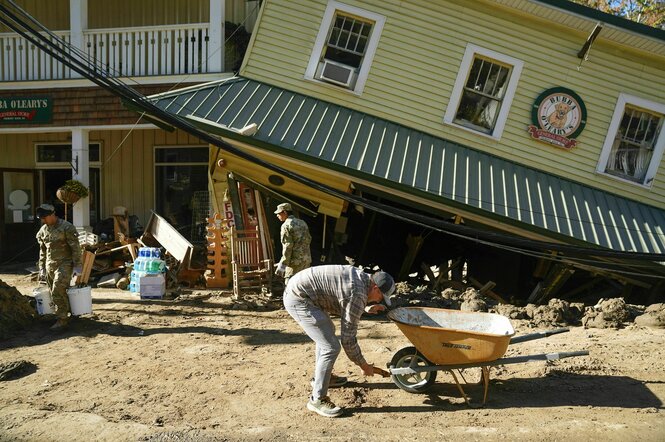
top-left (43, 169), bottom-right (71, 221)
top-left (0, 169), bottom-right (40, 263)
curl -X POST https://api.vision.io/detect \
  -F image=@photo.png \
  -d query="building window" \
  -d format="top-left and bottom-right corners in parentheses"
top-left (154, 146), bottom-right (209, 242)
top-left (444, 44), bottom-right (523, 139)
top-left (305, 1), bottom-right (385, 94)
top-left (35, 143), bottom-right (102, 224)
top-left (36, 143), bottom-right (101, 164)
top-left (597, 94), bottom-right (665, 187)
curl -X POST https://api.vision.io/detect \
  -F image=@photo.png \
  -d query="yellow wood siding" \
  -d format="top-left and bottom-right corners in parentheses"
top-left (88, 0), bottom-right (249, 28)
top-left (0, 129), bottom-right (203, 226)
top-left (0, 132), bottom-right (69, 168)
top-left (0, 0), bottom-right (249, 32)
top-left (242, 0), bottom-right (665, 208)
top-left (0, 0), bottom-right (69, 32)
top-left (89, 128), bottom-right (204, 224)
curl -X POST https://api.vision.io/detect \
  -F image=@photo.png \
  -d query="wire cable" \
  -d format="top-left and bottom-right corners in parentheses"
top-left (2, 2), bottom-right (664, 276)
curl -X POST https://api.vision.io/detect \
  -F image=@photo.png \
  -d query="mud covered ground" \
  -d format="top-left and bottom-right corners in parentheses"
top-left (1, 270), bottom-right (664, 442)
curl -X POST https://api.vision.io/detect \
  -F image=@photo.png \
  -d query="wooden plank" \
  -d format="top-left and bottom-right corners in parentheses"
top-left (469, 276), bottom-right (507, 304)
top-left (78, 250), bottom-right (96, 285)
top-left (420, 262), bottom-right (437, 286)
top-left (95, 243), bottom-right (135, 256)
top-left (398, 234), bottom-right (424, 281)
top-left (143, 211), bottom-right (194, 268)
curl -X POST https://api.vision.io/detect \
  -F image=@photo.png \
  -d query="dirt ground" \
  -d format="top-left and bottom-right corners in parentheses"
top-left (1, 270), bottom-right (664, 442)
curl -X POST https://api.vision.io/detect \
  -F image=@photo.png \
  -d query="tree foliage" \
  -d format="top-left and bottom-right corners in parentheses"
top-left (570, 0), bottom-right (665, 28)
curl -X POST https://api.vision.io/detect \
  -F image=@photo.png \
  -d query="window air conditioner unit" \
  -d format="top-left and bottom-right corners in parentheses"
top-left (319, 59), bottom-right (356, 87)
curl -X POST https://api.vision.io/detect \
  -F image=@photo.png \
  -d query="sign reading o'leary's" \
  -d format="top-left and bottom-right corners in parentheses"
top-left (528, 87), bottom-right (586, 150)
top-left (0, 97), bottom-right (52, 123)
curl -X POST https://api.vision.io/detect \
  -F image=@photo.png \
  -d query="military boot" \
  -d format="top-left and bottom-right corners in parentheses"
top-left (50, 317), bottom-right (70, 331)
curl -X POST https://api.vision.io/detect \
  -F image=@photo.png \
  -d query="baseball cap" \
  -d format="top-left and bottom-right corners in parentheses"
top-left (371, 271), bottom-right (395, 306)
top-left (36, 203), bottom-right (55, 218)
top-left (274, 203), bottom-right (292, 214)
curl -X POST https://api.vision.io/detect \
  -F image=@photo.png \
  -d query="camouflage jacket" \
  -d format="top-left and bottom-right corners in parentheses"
top-left (36, 218), bottom-right (82, 270)
top-left (279, 215), bottom-right (312, 275)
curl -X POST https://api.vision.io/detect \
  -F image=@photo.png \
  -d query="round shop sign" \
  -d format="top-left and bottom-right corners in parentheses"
top-left (528, 87), bottom-right (587, 150)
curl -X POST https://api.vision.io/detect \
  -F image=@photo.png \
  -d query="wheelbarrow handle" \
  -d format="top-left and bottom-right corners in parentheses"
top-left (509, 327), bottom-right (570, 344)
top-left (494, 350), bottom-right (590, 365)
top-left (388, 350), bottom-right (590, 375)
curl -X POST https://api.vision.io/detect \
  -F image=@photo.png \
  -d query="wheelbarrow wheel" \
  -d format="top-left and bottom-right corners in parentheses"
top-left (389, 346), bottom-right (437, 393)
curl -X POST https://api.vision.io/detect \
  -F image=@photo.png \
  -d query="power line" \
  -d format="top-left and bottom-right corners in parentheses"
top-left (152, 79), bottom-right (662, 243)
top-left (2, 1), bottom-right (664, 279)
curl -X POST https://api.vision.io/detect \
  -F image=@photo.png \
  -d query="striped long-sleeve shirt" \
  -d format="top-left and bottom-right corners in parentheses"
top-left (286, 265), bottom-right (370, 366)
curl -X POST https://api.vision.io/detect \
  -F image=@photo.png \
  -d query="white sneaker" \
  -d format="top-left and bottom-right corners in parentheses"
top-left (307, 396), bottom-right (343, 418)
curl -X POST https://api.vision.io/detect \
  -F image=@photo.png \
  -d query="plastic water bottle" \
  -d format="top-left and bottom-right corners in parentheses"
top-left (134, 257), bottom-right (143, 272)
top-left (152, 259), bottom-right (165, 273)
top-left (129, 271), bottom-right (136, 292)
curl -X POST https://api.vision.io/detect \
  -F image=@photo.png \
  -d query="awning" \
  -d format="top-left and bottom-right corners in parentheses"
top-left (231, 172), bottom-right (319, 218)
top-left (214, 143), bottom-right (349, 218)
top-left (149, 77), bottom-right (665, 255)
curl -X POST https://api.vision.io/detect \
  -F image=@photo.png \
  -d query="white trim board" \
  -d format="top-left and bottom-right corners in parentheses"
top-left (0, 124), bottom-right (156, 134)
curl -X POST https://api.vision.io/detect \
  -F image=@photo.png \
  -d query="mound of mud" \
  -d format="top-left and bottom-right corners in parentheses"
top-left (389, 282), bottom-right (656, 330)
top-left (634, 303), bottom-right (665, 329)
top-left (0, 279), bottom-right (35, 339)
top-left (582, 298), bottom-right (640, 329)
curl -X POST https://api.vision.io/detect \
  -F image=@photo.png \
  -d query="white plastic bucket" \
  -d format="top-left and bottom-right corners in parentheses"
top-left (67, 286), bottom-right (93, 316)
top-left (33, 286), bottom-right (55, 315)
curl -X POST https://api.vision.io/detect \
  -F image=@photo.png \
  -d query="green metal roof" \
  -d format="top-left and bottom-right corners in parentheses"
top-left (149, 77), bottom-right (665, 255)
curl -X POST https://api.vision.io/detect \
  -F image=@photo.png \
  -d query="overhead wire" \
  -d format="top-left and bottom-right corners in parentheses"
top-left (1, 1), bottom-right (664, 277)
top-left (160, 77), bottom-right (660, 242)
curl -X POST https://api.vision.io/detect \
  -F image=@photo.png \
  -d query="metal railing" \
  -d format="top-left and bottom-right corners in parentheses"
top-left (0, 30), bottom-right (72, 81)
top-left (0, 23), bottom-right (214, 81)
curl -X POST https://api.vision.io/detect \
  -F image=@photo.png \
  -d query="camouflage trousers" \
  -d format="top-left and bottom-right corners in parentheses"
top-left (46, 262), bottom-right (73, 318)
top-left (284, 262), bottom-right (311, 287)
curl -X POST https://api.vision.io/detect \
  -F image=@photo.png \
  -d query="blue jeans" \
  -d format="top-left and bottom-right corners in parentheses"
top-left (284, 292), bottom-right (341, 401)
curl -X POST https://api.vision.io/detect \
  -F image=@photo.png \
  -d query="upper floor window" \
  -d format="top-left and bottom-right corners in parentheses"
top-left (305, 1), bottom-right (385, 94)
top-left (596, 94), bottom-right (665, 187)
top-left (444, 44), bottom-right (523, 140)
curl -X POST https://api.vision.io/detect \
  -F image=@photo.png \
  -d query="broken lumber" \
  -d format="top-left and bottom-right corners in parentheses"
top-left (468, 277), bottom-right (506, 304)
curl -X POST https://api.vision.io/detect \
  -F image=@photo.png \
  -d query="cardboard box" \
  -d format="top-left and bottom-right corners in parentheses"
top-left (139, 273), bottom-right (165, 299)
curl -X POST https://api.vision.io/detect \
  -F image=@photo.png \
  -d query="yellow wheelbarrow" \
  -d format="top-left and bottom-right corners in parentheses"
top-left (387, 307), bottom-right (589, 406)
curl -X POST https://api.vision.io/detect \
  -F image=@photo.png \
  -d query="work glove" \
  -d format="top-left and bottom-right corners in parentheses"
top-left (364, 303), bottom-right (387, 315)
top-left (274, 262), bottom-right (286, 278)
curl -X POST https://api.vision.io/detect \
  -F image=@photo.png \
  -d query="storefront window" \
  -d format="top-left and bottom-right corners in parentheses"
top-left (36, 144), bottom-right (100, 163)
top-left (35, 143), bottom-right (101, 224)
top-left (154, 146), bottom-right (209, 242)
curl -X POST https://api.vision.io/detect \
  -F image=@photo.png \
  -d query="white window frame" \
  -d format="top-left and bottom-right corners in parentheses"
top-left (443, 44), bottom-right (523, 140)
top-left (304, 0), bottom-right (385, 95)
top-left (596, 93), bottom-right (665, 188)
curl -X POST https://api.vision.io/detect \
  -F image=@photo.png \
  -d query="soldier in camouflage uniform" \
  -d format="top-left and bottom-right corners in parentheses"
top-left (274, 203), bottom-right (312, 285)
top-left (36, 203), bottom-right (82, 331)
